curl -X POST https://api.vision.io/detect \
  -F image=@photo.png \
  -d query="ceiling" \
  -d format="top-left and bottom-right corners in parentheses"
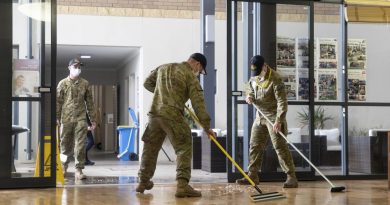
top-left (48, 45), bottom-right (139, 70)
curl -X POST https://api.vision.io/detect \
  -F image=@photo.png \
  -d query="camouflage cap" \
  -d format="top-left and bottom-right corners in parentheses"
top-left (68, 58), bottom-right (84, 67)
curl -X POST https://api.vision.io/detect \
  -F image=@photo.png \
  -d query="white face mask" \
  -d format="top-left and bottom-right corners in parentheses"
top-left (69, 65), bottom-right (81, 78)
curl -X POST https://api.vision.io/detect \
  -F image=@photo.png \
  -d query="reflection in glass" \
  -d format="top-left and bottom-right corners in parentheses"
top-left (12, 101), bottom-right (40, 178)
top-left (312, 106), bottom-right (342, 176)
top-left (348, 106), bottom-right (390, 175)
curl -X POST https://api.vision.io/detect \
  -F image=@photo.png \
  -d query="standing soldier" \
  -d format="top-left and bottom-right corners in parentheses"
top-left (136, 53), bottom-right (216, 197)
top-left (57, 58), bottom-right (96, 180)
top-left (236, 55), bottom-right (298, 188)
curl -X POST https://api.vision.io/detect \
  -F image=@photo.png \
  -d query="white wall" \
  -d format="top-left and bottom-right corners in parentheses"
top-left (349, 23), bottom-right (390, 103)
top-left (117, 50), bottom-right (140, 125)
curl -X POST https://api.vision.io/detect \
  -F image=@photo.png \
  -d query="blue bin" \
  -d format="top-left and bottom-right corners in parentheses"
top-left (117, 107), bottom-right (139, 161)
top-left (117, 126), bottom-right (135, 161)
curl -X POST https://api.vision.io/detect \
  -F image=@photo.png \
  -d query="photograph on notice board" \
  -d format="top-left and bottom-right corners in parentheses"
top-left (348, 39), bottom-right (367, 69)
top-left (297, 38), bottom-right (309, 68)
top-left (319, 38), bottom-right (338, 69)
top-left (278, 67), bottom-right (297, 100)
top-left (298, 68), bottom-right (317, 100)
top-left (348, 69), bottom-right (366, 101)
top-left (318, 70), bottom-right (337, 100)
top-left (277, 37), bottom-right (296, 68)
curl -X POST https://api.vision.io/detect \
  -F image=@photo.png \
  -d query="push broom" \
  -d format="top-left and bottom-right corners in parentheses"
top-left (252, 104), bottom-right (346, 193)
top-left (185, 106), bottom-right (285, 202)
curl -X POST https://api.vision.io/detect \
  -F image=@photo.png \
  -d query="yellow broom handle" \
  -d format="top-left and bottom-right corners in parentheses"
top-left (185, 106), bottom-right (257, 187)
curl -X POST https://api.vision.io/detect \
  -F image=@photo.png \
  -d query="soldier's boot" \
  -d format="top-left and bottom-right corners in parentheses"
top-left (283, 173), bottom-right (298, 188)
top-left (236, 172), bottom-right (259, 185)
top-left (75, 169), bottom-right (87, 180)
top-left (175, 179), bottom-right (202, 198)
top-left (135, 180), bottom-right (154, 193)
top-left (62, 163), bottom-right (68, 176)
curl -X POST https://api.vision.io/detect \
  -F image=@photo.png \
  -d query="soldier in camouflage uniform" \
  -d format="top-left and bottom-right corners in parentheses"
top-left (236, 55), bottom-right (298, 188)
top-left (136, 53), bottom-right (216, 197)
top-left (57, 58), bottom-right (96, 180)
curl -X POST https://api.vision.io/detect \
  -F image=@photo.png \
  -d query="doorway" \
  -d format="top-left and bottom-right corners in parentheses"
top-left (226, 0), bottom-right (317, 182)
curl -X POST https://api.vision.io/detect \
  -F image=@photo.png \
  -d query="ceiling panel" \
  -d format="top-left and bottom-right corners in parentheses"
top-left (46, 45), bottom-right (139, 70)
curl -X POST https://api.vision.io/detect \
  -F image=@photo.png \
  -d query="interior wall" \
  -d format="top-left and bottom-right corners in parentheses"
top-left (117, 51), bottom-right (140, 126)
top-left (102, 85), bottom-right (117, 151)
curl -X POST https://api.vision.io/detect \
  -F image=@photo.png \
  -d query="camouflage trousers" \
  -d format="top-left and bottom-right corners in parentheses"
top-left (138, 116), bottom-right (192, 182)
top-left (60, 120), bottom-right (88, 169)
top-left (248, 117), bottom-right (295, 175)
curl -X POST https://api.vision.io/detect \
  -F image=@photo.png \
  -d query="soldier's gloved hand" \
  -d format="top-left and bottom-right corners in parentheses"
top-left (245, 96), bottom-right (254, 104)
top-left (206, 129), bottom-right (216, 139)
top-left (56, 119), bottom-right (61, 126)
top-left (273, 122), bottom-right (281, 133)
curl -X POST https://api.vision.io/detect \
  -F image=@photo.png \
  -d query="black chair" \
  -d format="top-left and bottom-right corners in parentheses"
top-left (11, 125), bottom-right (30, 173)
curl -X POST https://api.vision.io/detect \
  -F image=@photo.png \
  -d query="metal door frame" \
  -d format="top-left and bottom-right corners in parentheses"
top-left (227, 0), bottom-right (328, 182)
top-left (0, 0), bottom-right (57, 188)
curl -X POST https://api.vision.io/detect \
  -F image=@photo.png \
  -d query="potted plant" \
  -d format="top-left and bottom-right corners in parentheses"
top-left (296, 106), bottom-right (334, 131)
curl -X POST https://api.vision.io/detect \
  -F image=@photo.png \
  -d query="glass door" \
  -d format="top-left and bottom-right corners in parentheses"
top-left (227, 0), bottom-right (316, 182)
top-left (0, 0), bottom-right (57, 188)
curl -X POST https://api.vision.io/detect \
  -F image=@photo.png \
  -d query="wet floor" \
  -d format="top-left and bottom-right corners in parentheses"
top-left (1, 180), bottom-right (389, 205)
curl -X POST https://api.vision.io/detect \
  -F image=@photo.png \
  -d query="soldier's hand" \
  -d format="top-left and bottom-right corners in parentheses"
top-left (206, 129), bottom-right (216, 139)
top-left (91, 122), bottom-right (97, 130)
top-left (273, 122), bottom-right (281, 133)
top-left (245, 96), bottom-right (254, 104)
top-left (56, 119), bottom-right (61, 126)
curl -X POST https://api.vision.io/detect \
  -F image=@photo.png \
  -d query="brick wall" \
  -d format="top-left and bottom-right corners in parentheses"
top-left (58, 0), bottom-right (340, 22)
top-left (58, 0), bottom-right (226, 11)
top-left (58, 0), bottom-right (339, 13)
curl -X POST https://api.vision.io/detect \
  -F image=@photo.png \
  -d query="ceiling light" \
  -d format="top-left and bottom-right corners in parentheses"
top-left (18, 2), bottom-right (51, 22)
top-left (80, 55), bottom-right (92, 59)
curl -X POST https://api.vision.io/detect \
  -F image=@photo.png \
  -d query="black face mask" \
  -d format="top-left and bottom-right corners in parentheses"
top-left (251, 66), bottom-right (262, 77)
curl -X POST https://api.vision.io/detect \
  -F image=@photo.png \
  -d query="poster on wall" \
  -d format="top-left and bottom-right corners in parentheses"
top-left (276, 37), bottom-right (296, 68)
top-left (318, 38), bottom-right (337, 69)
top-left (298, 68), bottom-right (317, 100)
top-left (347, 39), bottom-right (367, 69)
top-left (298, 68), bottom-right (309, 100)
top-left (297, 38), bottom-right (318, 69)
top-left (348, 69), bottom-right (366, 101)
top-left (278, 67), bottom-right (297, 100)
top-left (318, 69), bottom-right (337, 100)
top-left (297, 38), bottom-right (309, 68)
top-left (13, 59), bottom-right (40, 97)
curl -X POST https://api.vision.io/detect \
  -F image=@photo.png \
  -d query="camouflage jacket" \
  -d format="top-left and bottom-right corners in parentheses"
top-left (144, 62), bottom-right (211, 130)
top-left (56, 76), bottom-right (95, 123)
top-left (245, 68), bottom-right (288, 123)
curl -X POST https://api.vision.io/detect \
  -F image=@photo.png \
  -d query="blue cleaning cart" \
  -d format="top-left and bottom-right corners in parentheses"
top-left (117, 107), bottom-right (139, 161)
